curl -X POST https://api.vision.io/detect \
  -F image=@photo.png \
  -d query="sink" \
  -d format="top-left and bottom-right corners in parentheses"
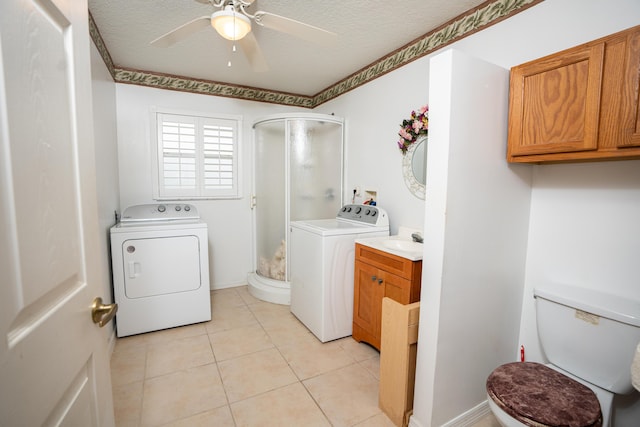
top-left (356, 235), bottom-right (424, 260)
top-left (382, 239), bottom-right (423, 253)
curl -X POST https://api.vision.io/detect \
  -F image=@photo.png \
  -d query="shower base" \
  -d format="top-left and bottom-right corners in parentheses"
top-left (247, 272), bottom-right (290, 305)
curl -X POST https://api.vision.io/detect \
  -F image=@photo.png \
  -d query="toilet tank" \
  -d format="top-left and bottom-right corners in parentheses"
top-left (534, 284), bottom-right (640, 394)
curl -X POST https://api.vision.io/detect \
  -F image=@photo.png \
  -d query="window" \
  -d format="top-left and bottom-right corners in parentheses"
top-left (153, 111), bottom-right (241, 199)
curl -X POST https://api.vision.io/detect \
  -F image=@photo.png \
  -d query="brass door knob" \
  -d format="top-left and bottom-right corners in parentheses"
top-left (91, 297), bottom-right (118, 327)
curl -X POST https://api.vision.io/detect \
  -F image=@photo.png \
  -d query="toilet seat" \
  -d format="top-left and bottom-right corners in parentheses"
top-left (486, 362), bottom-right (602, 427)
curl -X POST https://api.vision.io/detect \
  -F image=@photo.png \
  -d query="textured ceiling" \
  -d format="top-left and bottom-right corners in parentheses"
top-left (88, 0), bottom-right (491, 96)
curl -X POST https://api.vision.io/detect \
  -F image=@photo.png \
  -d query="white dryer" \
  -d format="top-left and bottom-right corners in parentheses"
top-left (110, 204), bottom-right (211, 337)
top-left (290, 204), bottom-right (389, 342)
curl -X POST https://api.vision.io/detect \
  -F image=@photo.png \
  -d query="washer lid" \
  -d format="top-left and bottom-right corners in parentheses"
top-left (120, 204), bottom-right (200, 223)
top-left (291, 218), bottom-right (389, 236)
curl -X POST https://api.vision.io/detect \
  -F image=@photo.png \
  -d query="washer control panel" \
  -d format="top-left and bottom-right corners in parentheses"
top-left (120, 204), bottom-right (199, 223)
top-left (336, 204), bottom-right (388, 226)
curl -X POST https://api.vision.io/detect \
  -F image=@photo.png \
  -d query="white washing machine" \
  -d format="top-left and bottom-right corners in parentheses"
top-left (290, 204), bottom-right (389, 342)
top-left (110, 204), bottom-right (211, 337)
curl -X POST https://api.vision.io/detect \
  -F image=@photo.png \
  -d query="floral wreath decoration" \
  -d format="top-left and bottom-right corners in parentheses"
top-left (397, 105), bottom-right (428, 154)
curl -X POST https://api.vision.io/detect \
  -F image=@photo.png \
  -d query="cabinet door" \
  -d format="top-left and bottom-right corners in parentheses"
top-left (382, 272), bottom-right (412, 305)
top-left (353, 260), bottom-right (382, 337)
top-left (618, 29), bottom-right (640, 148)
top-left (508, 43), bottom-right (605, 158)
top-left (353, 260), bottom-right (413, 349)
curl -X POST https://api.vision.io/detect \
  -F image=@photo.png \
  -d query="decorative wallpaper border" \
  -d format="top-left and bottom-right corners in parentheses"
top-left (114, 68), bottom-right (315, 107)
top-left (89, 0), bottom-right (543, 108)
top-left (88, 11), bottom-right (116, 79)
top-left (314, 0), bottom-right (543, 105)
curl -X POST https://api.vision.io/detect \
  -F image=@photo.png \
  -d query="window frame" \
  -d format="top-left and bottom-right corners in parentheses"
top-left (151, 108), bottom-right (242, 200)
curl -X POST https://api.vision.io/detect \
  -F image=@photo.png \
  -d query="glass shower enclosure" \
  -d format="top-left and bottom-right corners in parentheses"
top-left (248, 113), bottom-right (344, 304)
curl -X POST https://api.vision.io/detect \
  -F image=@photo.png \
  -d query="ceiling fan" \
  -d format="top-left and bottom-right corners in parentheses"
top-left (150, 0), bottom-right (337, 72)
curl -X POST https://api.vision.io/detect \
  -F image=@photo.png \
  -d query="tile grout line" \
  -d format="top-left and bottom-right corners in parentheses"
top-left (210, 288), bottom-right (241, 427)
top-left (138, 339), bottom-right (150, 426)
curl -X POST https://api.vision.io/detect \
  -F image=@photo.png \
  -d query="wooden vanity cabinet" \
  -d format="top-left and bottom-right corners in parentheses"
top-left (352, 243), bottom-right (422, 350)
top-left (507, 25), bottom-right (640, 163)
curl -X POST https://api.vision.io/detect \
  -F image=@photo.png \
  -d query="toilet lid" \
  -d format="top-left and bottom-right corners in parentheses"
top-left (486, 362), bottom-right (602, 427)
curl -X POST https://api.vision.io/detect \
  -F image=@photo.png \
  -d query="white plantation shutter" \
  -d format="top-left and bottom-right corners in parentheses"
top-left (203, 120), bottom-right (235, 192)
top-left (155, 112), bottom-right (240, 199)
top-left (159, 116), bottom-right (197, 195)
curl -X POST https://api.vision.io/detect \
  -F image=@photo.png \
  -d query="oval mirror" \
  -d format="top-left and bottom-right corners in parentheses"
top-left (402, 135), bottom-right (427, 199)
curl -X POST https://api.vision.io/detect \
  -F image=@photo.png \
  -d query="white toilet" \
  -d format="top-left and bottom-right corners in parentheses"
top-left (486, 284), bottom-right (640, 427)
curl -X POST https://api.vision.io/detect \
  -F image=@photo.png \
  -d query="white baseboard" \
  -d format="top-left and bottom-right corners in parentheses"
top-left (210, 280), bottom-right (250, 291)
top-left (408, 416), bottom-right (425, 427)
top-left (408, 401), bottom-right (491, 427)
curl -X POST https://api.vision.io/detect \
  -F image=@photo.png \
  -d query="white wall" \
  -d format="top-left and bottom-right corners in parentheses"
top-left (519, 162), bottom-right (640, 354)
top-left (519, 161), bottom-right (640, 423)
top-left (316, 59), bottom-right (430, 233)
top-left (115, 85), bottom-right (298, 289)
top-left (90, 44), bottom-right (120, 325)
top-left (414, 49), bottom-right (533, 427)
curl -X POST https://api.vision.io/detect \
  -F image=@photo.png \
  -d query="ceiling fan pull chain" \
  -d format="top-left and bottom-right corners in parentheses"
top-left (227, 41), bottom-right (238, 67)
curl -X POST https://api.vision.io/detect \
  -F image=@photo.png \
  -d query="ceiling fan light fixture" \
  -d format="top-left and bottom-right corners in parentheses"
top-left (211, 7), bottom-right (251, 41)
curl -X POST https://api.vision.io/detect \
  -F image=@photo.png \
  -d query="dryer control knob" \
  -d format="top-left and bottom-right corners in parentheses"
top-left (157, 205), bottom-right (166, 213)
top-left (175, 205), bottom-right (181, 211)
top-left (184, 205), bottom-right (191, 211)
top-left (355, 207), bottom-right (362, 214)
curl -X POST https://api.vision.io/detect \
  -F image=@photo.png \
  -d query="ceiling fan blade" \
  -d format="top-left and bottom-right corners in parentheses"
top-left (150, 16), bottom-right (211, 47)
top-left (237, 32), bottom-right (269, 72)
top-left (254, 12), bottom-right (337, 47)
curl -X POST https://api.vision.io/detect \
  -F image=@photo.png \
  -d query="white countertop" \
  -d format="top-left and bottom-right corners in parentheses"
top-left (355, 235), bottom-right (424, 261)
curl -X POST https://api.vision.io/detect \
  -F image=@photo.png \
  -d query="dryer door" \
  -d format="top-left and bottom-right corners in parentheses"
top-left (121, 235), bottom-right (201, 298)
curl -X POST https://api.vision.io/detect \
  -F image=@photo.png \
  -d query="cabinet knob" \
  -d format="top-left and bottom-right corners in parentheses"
top-left (378, 279), bottom-right (383, 284)
top-left (371, 275), bottom-right (377, 281)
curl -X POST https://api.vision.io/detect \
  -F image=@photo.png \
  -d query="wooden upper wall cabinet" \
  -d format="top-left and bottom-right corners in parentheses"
top-left (507, 25), bottom-right (640, 163)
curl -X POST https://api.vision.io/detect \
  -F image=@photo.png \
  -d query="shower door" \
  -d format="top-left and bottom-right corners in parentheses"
top-left (254, 120), bottom-right (287, 281)
top-left (289, 118), bottom-right (343, 221)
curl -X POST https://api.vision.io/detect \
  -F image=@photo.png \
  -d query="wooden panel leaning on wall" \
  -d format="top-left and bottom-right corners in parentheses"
top-left (379, 298), bottom-right (421, 427)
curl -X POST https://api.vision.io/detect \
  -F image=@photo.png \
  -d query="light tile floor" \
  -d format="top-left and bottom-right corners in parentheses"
top-left (111, 286), bottom-right (500, 427)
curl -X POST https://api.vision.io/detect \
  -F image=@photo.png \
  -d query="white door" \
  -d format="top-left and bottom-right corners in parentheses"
top-left (0, 0), bottom-right (115, 426)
